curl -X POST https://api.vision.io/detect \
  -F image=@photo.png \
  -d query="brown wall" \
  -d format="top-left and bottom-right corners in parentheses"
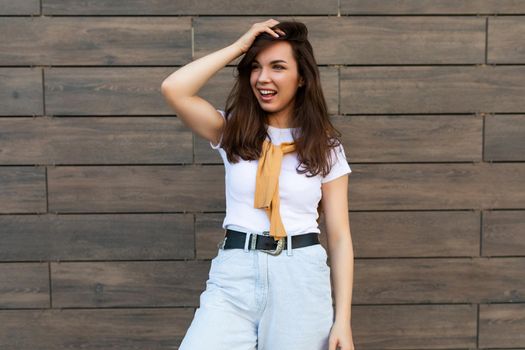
top-left (1, 1), bottom-right (525, 349)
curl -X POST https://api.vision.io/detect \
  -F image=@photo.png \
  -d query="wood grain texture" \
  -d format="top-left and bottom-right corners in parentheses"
top-left (45, 67), bottom-right (175, 115)
top-left (42, 0), bottom-right (337, 15)
top-left (332, 114), bottom-right (483, 162)
top-left (485, 114), bottom-right (525, 161)
top-left (195, 16), bottom-right (485, 64)
top-left (341, 66), bottom-right (525, 114)
top-left (343, 0), bottom-right (525, 14)
top-left (349, 163), bottom-right (525, 210)
top-left (0, 116), bottom-right (192, 165)
top-left (348, 211), bottom-right (480, 257)
top-left (0, 0), bottom-right (39, 15)
top-left (0, 17), bottom-right (191, 66)
top-left (0, 263), bottom-right (49, 308)
top-left (352, 304), bottom-right (476, 349)
top-left (483, 210), bottom-right (525, 257)
top-left (0, 68), bottom-right (42, 116)
top-left (480, 303), bottom-right (525, 348)
top-left (52, 261), bottom-right (210, 307)
top-left (0, 167), bottom-right (46, 213)
top-left (0, 308), bottom-right (192, 349)
top-left (47, 165), bottom-right (225, 212)
top-left (488, 17), bottom-right (525, 63)
top-left (0, 214), bottom-right (194, 261)
top-left (354, 257), bottom-right (525, 303)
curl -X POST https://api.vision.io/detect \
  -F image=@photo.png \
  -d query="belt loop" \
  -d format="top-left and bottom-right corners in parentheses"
top-left (286, 234), bottom-right (293, 256)
top-left (244, 232), bottom-right (252, 252)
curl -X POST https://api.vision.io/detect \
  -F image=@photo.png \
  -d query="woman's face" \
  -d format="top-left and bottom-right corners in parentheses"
top-left (250, 41), bottom-right (304, 116)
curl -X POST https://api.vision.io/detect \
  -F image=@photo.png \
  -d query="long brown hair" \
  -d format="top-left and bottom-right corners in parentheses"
top-left (221, 20), bottom-right (344, 180)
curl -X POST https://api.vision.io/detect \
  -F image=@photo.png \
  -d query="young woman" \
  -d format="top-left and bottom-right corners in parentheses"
top-left (161, 19), bottom-right (355, 350)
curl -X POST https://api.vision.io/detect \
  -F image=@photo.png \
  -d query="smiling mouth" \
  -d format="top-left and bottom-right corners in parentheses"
top-left (257, 89), bottom-right (278, 101)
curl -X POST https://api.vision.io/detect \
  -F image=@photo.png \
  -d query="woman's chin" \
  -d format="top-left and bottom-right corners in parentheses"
top-left (259, 105), bottom-right (279, 112)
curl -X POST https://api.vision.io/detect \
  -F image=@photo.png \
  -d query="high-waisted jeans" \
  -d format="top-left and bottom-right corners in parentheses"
top-left (178, 230), bottom-right (334, 350)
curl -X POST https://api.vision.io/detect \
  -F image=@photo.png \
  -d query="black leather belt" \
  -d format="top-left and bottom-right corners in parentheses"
top-left (218, 229), bottom-right (320, 256)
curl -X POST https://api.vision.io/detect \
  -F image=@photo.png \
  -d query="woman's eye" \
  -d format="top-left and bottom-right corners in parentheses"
top-left (250, 65), bottom-right (284, 70)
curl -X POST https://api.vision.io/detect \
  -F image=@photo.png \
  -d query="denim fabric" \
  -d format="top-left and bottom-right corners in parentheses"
top-left (179, 232), bottom-right (334, 350)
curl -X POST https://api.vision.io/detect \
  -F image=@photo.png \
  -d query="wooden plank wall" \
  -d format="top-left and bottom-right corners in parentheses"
top-left (1, 0), bottom-right (525, 349)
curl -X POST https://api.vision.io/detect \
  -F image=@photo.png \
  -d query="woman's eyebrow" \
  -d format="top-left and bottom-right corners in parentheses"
top-left (253, 59), bottom-right (288, 64)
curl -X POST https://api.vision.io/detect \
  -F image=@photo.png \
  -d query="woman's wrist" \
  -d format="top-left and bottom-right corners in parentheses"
top-left (228, 42), bottom-right (245, 58)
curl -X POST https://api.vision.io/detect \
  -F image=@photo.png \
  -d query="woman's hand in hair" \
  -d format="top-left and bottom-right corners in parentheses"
top-left (233, 19), bottom-right (286, 54)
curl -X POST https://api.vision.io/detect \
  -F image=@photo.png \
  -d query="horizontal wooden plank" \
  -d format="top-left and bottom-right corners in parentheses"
top-left (195, 16), bottom-right (484, 65)
top-left (47, 165), bottom-right (224, 212)
top-left (46, 67), bottom-right (174, 115)
top-left (0, 117), bottom-right (192, 165)
top-left (488, 17), bottom-right (525, 63)
top-left (485, 114), bottom-right (525, 161)
top-left (483, 210), bottom-right (525, 257)
top-left (52, 261), bottom-right (210, 307)
top-left (51, 258), bottom-right (525, 307)
top-left (343, 0), bottom-right (525, 14)
top-left (0, 308), bottom-right (191, 349)
top-left (0, 167), bottom-right (46, 213)
top-left (47, 163), bottom-right (525, 213)
top-left (0, 263), bottom-right (49, 308)
top-left (349, 211), bottom-right (480, 257)
top-left (42, 0), bottom-right (337, 15)
top-left (0, 68), bottom-right (42, 116)
top-left (333, 114), bottom-right (482, 162)
top-left (0, 214), bottom-right (194, 261)
top-left (355, 257), bottom-right (525, 303)
top-left (46, 66), bottom-right (338, 116)
top-left (0, 0), bottom-right (39, 15)
top-left (342, 66), bottom-right (525, 114)
top-left (0, 17), bottom-right (191, 65)
top-left (0, 114), bottom-right (487, 165)
top-left (352, 304), bottom-right (476, 349)
top-left (350, 163), bottom-right (525, 210)
top-left (480, 303), bottom-right (525, 348)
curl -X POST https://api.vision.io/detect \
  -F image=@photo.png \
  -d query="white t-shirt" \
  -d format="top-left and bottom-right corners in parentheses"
top-left (210, 109), bottom-right (351, 236)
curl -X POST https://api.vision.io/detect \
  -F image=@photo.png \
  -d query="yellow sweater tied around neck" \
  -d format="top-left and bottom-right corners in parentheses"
top-left (254, 139), bottom-right (296, 241)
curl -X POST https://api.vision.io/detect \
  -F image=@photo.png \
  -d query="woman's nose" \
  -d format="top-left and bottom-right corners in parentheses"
top-left (257, 69), bottom-right (271, 82)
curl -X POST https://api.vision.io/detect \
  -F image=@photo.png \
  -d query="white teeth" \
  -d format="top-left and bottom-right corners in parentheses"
top-left (259, 89), bottom-right (276, 95)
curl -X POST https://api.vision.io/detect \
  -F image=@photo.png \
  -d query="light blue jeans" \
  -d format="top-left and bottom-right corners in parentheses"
top-left (179, 230), bottom-right (334, 350)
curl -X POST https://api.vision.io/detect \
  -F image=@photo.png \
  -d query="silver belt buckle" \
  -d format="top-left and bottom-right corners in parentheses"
top-left (261, 235), bottom-right (285, 255)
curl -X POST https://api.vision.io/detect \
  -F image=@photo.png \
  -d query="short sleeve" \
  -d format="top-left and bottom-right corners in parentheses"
top-left (210, 109), bottom-right (226, 150)
top-left (321, 142), bottom-right (352, 183)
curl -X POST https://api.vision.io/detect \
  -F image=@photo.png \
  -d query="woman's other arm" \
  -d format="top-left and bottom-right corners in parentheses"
top-left (321, 174), bottom-right (355, 350)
